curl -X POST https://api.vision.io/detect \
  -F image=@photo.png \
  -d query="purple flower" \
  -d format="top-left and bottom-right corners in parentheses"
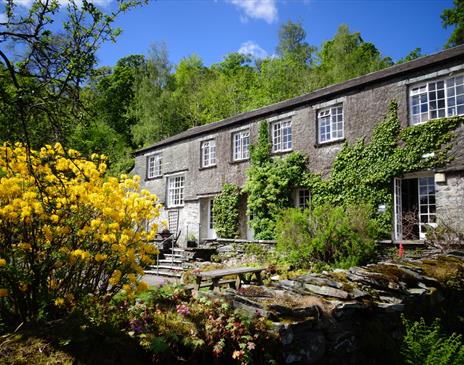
top-left (176, 304), bottom-right (190, 316)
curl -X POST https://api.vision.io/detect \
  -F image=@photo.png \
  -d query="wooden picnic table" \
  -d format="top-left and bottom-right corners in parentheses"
top-left (194, 266), bottom-right (264, 291)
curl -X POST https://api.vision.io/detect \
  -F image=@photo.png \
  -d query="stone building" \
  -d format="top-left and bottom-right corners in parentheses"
top-left (133, 45), bottom-right (464, 244)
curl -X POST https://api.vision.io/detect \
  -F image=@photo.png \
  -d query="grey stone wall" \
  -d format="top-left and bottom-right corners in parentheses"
top-left (436, 171), bottom-right (464, 229)
top-left (134, 61), bottom-right (464, 241)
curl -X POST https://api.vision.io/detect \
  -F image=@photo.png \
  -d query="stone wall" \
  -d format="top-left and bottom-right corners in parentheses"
top-left (436, 171), bottom-right (464, 227)
top-left (133, 61), bottom-right (464, 241)
top-left (213, 251), bottom-right (464, 364)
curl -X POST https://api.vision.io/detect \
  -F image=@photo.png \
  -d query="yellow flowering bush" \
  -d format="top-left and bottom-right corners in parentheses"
top-left (0, 143), bottom-right (160, 321)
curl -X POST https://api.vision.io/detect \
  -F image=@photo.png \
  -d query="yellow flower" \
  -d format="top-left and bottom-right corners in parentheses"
top-left (0, 288), bottom-right (9, 297)
top-left (95, 253), bottom-right (107, 262)
top-left (0, 258), bottom-right (6, 267)
top-left (54, 297), bottom-right (65, 307)
top-left (136, 281), bottom-right (148, 293)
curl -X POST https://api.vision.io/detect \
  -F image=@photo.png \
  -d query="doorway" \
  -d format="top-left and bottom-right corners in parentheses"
top-left (394, 175), bottom-right (437, 240)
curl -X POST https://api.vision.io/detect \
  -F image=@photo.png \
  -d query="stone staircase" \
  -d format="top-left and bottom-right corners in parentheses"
top-left (144, 247), bottom-right (189, 279)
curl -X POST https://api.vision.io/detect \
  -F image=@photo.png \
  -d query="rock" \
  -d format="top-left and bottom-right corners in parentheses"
top-left (297, 274), bottom-right (344, 289)
top-left (376, 302), bottom-right (405, 312)
top-left (268, 303), bottom-right (321, 320)
top-left (271, 275), bottom-right (280, 281)
top-left (302, 283), bottom-right (350, 299)
top-left (283, 331), bottom-right (326, 364)
top-left (407, 288), bottom-right (427, 295)
top-left (216, 244), bottom-right (234, 253)
top-left (349, 287), bottom-right (370, 299)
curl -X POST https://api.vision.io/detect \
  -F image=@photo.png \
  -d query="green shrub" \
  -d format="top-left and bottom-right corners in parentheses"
top-left (401, 316), bottom-right (464, 365)
top-left (275, 203), bottom-right (379, 269)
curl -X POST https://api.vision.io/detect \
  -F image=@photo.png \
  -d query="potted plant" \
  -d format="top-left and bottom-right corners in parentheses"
top-left (187, 232), bottom-right (197, 248)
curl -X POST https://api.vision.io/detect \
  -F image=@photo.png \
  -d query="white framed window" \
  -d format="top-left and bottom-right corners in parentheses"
top-left (410, 74), bottom-right (464, 125)
top-left (318, 105), bottom-right (344, 144)
top-left (271, 119), bottom-right (292, 152)
top-left (232, 130), bottom-right (250, 161)
top-left (297, 189), bottom-right (310, 209)
top-left (147, 154), bottom-right (162, 179)
top-left (167, 175), bottom-right (185, 207)
top-left (201, 139), bottom-right (216, 168)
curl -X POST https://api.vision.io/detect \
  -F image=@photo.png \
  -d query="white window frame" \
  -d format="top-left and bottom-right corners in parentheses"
top-left (318, 104), bottom-right (344, 144)
top-left (167, 175), bottom-right (185, 207)
top-left (232, 129), bottom-right (250, 161)
top-left (410, 73), bottom-right (464, 125)
top-left (271, 119), bottom-right (292, 153)
top-left (201, 139), bottom-right (216, 168)
top-left (147, 153), bottom-right (162, 179)
top-left (297, 189), bottom-right (310, 209)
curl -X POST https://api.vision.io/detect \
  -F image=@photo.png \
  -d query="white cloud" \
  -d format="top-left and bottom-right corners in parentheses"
top-left (238, 41), bottom-right (268, 59)
top-left (14, 0), bottom-right (34, 7)
top-left (0, 13), bottom-right (7, 23)
top-left (228, 0), bottom-right (277, 23)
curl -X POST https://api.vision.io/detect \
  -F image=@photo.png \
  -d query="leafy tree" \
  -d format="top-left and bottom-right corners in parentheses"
top-left (397, 48), bottom-right (423, 64)
top-left (317, 25), bottom-right (392, 85)
top-left (0, 0), bottom-right (146, 148)
top-left (276, 20), bottom-right (316, 65)
top-left (129, 43), bottom-right (178, 147)
top-left (93, 54), bottom-right (146, 146)
top-left (442, 0), bottom-right (464, 48)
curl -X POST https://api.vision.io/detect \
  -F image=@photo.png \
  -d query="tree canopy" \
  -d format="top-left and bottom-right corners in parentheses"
top-left (1, 9), bottom-right (436, 174)
top-left (442, 0), bottom-right (464, 48)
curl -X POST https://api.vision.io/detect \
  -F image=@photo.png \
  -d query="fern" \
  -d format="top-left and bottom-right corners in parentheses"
top-left (401, 315), bottom-right (464, 365)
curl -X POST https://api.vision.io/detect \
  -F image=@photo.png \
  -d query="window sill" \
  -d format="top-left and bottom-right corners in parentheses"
top-left (314, 138), bottom-right (345, 148)
top-left (230, 158), bottom-right (249, 164)
top-left (166, 205), bottom-right (184, 209)
top-left (145, 175), bottom-right (163, 181)
top-left (199, 165), bottom-right (217, 171)
top-left (271, 149), bottom-right (293, 156)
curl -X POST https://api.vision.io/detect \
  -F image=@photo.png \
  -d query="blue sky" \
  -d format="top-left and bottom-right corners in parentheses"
top-left (2, 0), bottom-right (455, 67)
top-left (96, 0), bottom-right (455, 68)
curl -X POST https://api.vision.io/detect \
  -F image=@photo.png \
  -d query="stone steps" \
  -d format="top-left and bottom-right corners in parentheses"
top-left (145, 246), bottom-right (188, 279)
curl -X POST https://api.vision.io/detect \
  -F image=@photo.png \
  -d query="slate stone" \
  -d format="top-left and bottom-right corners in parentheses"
top-left (376, 302), bottom-right (405, 312)
top-left (297, 275), bottom-right (344, 289)
top-left (302, 283), bottom-right (351, 299)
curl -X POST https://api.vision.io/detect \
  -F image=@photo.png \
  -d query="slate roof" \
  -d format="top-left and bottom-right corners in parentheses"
top-left (135, 44), bottom-right (464, 156)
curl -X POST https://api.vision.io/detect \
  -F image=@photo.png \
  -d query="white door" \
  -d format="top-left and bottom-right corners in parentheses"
top-left (393, 178), bottom-right (403, 241)
top-left (207, 198), bottom-right (217, 239)
top-left (418, 176), bottom-right (437, 239)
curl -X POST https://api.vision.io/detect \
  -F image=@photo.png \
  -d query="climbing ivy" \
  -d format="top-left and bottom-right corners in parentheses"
top-left (318, 101), bottom-right (462, 235)
top-left (244, 122), bottom-right (309, 239)
top-left (245, 101), bottom-right (462, 240)
top-left (212, 184), bottom-right (241, 238)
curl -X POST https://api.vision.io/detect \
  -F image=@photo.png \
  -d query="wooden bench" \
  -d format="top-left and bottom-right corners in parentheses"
top-left (194, 266), bottom-right (264, 291)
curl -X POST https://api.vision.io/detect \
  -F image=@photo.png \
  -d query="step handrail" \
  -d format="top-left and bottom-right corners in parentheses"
top-left (156, 231), bottom-right (181, 275)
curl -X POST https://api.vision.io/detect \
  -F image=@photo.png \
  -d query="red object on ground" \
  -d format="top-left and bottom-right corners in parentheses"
top-left (399, 243), bottom-right (404, 258)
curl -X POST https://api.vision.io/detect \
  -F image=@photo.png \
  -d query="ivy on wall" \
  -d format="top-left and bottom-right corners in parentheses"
top-left (212, 183), bottom-right (241, 238)
top-left (243, 122), bottom-right (308, 239)
top-left (244, 101), bottom-right (462, 240)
